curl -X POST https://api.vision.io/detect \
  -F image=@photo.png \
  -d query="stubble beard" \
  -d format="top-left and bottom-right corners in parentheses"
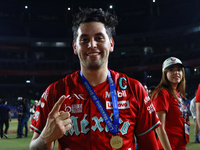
top-left (81, 58), bottom-right (108, 71)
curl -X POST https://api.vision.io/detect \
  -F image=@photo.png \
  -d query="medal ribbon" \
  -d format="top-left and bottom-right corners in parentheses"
top-left (80, 70), bottom-right (119, 135)
top-left (177, 95), bottom-right (190, 143)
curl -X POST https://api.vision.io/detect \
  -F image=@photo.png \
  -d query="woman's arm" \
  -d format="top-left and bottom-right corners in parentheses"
top-left (137, 130), bottom-right (159, 150)
top-left (156, 110), bottom-right (172, 150)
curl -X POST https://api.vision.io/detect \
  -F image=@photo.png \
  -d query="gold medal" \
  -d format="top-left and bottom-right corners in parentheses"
top-left (110, 135), bottom-right (123, 149)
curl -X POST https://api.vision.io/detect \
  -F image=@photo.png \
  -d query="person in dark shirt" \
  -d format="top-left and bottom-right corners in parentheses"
top-left (18, 98), bottom-right (30, 138)
top-left (0, 99), bottom-right (11, 139)
top-left (16, 104), bottom-right (23, 138)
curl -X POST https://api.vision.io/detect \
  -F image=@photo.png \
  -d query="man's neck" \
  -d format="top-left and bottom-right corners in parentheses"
top-left (81, 67), bottom-right (108, 87)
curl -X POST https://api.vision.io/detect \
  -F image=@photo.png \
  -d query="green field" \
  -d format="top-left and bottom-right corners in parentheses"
top-left (0, 119), bottom-right (58, 150)
top-left (0, 118), bottom-right (200, 150)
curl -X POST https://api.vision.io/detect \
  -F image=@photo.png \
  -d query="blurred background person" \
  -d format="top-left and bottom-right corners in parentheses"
top-left (196, 84), bottom-right (200, 130)
top-left (148, 85), bottom-right (156, 99)
top-left (16, 103), bottom-right (23, 138)
top-left (152, 57), bottom-right (189, 150)
top-left (143, 83), bottom-right (149, 94)
top-left (190, 93), bottom-right (200, 143)
top-left (29, 104), bottom-right (35, 132)
top-left (18, 98), bottom-right (30, 138)
top-left (0, 99), bottom-right (11, 139)
top-left (34, 100), bottom-right (38, 111)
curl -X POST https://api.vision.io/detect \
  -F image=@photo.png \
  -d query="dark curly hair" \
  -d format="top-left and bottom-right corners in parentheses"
top-left (72, 8), bottom-right (118, 40)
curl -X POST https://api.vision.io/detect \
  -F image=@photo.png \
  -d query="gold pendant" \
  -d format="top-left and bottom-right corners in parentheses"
top-left (110, 135), bottom-right (123, 149)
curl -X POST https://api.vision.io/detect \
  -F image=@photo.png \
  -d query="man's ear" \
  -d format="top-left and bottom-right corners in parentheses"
top-left (110, 38), bottom-right (114, 52)
top-left (73, 41), bottom-right (78, 55)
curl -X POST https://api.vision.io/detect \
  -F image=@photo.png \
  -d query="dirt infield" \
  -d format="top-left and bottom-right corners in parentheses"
top-left (8, 130), bottom-right (17, 134)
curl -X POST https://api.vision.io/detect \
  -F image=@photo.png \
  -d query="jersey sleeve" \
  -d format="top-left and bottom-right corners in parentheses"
top-left (29, 84), bottom-right (55, 134)
top-left (195, 84), bottom-right (200, 103)
top-left (153, 89), bottom-right (170, 112)
top-left (131, 80), bottom-right (161, 136)
top-left (137, 130), bottom-right (159, 150)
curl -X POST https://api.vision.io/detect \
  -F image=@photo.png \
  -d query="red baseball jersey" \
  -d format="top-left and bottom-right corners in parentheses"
top-left (30, 70), bottom-right (161, 150)
top-left (152, 88), bottom-right (189, 150)
top-left (195, 84), bottom-right (200, 103)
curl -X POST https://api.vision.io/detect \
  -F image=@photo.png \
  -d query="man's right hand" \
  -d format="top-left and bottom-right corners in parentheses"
top-left (41, 95), bottom-right (72, 144)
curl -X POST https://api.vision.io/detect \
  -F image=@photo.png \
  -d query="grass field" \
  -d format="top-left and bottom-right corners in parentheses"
top-left (0, 117), bottom-right (200, 150)
top-left (0, 119), bottom-right (58, 150)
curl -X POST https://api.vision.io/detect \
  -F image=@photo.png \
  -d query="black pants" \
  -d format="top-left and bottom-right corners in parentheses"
top-left (0, 119), bottom-right (9, 138)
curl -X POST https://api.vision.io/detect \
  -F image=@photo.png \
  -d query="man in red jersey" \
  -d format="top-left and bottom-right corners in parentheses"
top-left (196, 84), bottom-right (200, 129)
top-left (29, 8), bottom-right (161, 150)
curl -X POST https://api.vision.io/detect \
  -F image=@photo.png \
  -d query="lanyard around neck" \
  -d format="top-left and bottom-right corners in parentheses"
top-left (79, 70), bottom-right (119, 135)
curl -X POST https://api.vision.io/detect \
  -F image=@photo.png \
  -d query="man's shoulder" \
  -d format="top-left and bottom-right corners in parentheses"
top-left (110, 70), bottom-right (142, 89)
top-left (51, 71), bottom-right (80, 86)
top-left (46, 71), bottom-right (80, 93)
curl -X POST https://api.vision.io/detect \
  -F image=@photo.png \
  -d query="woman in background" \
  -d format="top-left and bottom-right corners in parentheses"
top-left (196, 84), bottom-right (200, 130)
top-left (29, 104), bottom-right (35, 132)
top-left (152, 57), bottom-right (189, 150)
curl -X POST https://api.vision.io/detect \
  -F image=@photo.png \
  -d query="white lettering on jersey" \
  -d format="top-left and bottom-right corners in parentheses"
top-left (33, 111), bottom-right (40, 122)
top-left (66, 94), bottom-right (86, 100)
top-left (105, 91), bottom-right (127, 98)
top-left (143, 96), bottom-right (156, 114)
top-left (38, 100), bottom-right (41, 106)
top-left (41, 102), bottom-right (45, 108)
top-left (41, 91), bottom-right (48, 101)
top-left (144, 96), bottom-right (150, 104)
top-left (147, 104), bottom-right (155, 114)
top-left (106, 101), bottom-right (130, 110)
top-left (65, 104), bottom-right (72, 112)
top-left (65, 113), bottom-right (130, 136)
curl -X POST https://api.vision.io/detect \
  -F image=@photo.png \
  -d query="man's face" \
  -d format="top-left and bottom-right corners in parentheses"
top-left (73, 22), bottom-right (114, 70)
